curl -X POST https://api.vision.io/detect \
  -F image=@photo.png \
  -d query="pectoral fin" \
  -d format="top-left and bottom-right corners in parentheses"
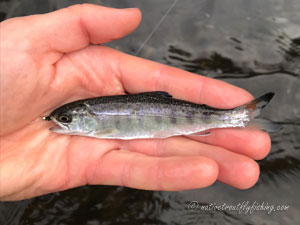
top-left (153, 130), bottom-right (211, 138)
top-left (95, 128), bottom-right (118, 137)
top-left (152, 130), bottom-right (178, 138)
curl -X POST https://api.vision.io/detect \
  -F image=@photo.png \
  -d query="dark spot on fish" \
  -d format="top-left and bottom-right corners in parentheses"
top-left (202, 111), bottom-right (213, 116)
top-left (137, 116), bottom-right (144, 126)
top-left (100, 117), bottom-right (106, 129)
top-left (126, 116), bottom-right (132, 125)
top-left (169, 110), bottom-right (177, 124)
top-left (155, 116), bottom-right (162, 124)
top-left (171, 117), bottom-right (177, 124)
top-left (115, 119), bottom-right (121, 129)
top-left (186, 110), bottom-right (195, 124)
top-left (201, 111), bottom-right (213, 123)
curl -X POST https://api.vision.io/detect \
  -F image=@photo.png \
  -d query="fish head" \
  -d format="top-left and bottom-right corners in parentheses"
top-left (48, 101), bottom-right (98, 135)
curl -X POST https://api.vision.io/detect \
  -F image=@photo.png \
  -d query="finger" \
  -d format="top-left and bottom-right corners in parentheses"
top-left (120, 128), bottom-right (271, 161)
top-left (188, 128), bottom-right (271, 160)
top-left (46, 44), bottom-right (252, 109)
top-left (4, 4), bottom-right (141, 53)
top-left (115, 49), bottom-right (253, 108)
top-left (85, 150), bottom-right (218, 191)
top-left (119, 137), bottom-right (260, 189)
top-left (62, 45), bottom-right (252, 107)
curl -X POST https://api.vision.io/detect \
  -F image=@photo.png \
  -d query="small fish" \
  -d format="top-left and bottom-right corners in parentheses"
top-left (44, 91), bottom-right (281, 140)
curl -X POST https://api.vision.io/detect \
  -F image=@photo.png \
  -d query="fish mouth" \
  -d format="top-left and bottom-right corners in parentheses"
top-left (49, 117), bottom-right (70, 134)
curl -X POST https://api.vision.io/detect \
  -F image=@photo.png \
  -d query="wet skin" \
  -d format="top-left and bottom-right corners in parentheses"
top-left (0, 4), bottom-right (270, 201)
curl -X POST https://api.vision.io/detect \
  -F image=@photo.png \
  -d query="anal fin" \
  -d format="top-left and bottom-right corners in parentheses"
top-left (247, 118), bottom-right (282, 133)
top-left (187, 131), bottom-right (211, 137)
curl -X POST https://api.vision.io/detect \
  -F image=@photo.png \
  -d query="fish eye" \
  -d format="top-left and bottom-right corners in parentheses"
top-left (57, 114), bottom-right (72, 123)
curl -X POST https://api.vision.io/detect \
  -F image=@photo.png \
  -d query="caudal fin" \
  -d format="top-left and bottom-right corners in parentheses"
top-left (245, 92), bottom-right (275, 118)
top-left (243, 92), bottom-right (282, 133)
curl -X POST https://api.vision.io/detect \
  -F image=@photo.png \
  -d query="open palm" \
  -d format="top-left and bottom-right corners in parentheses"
top-left (0, 4), bottom-right (271, 201)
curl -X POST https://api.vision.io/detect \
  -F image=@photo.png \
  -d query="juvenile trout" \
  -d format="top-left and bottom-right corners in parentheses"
top-left (44, 91), bottom-right (281, 139)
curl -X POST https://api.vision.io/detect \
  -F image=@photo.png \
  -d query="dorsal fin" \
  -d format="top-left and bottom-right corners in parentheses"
top-left (139, 91), bottom-right (172, 98)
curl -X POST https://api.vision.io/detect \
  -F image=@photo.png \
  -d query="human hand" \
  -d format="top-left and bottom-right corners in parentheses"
top-left (0, 4), bottom-right (270, 201)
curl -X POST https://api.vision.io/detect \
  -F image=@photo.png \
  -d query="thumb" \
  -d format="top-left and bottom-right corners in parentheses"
top-left (27, 4), bottom-right (141, 53)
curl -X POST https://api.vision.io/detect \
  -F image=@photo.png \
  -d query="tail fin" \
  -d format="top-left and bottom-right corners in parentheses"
top-left (245, 92), bottom-right (275, 118)
top-left (243, 92), bottom-right (282, 133)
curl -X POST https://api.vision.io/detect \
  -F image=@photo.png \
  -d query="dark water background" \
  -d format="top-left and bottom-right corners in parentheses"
top-left (1, 0), bottom-right (300, 224)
